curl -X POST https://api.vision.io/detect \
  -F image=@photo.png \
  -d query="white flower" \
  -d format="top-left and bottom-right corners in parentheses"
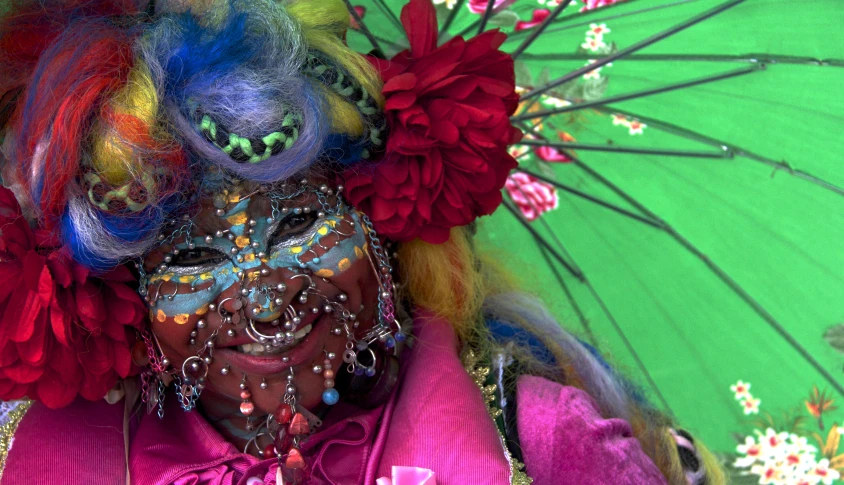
top-left (583, 67), bottom-right (602, 80)
top-left (581, 36), bottom-right (606, 51)
top-left (611, 114), bottom-right (630, 126)
top-left (811, 459), bottom-right (840, 485)
top-left (588, 23), bottom-right (611, 37)
top-left (736, 436), bottom-right (765, 468)
top-left (731, 380), bottom-right (752, 400)
top-left (433, 0), bottom-right (458, 8)
top-left (750, 460), bottom-right (786, 484)
top-left (542, 97), bottom-right (571, 108)
top-left (627, 119), bottom-right (647, 135)
top-left (758, 429), bottom-right (791, 458)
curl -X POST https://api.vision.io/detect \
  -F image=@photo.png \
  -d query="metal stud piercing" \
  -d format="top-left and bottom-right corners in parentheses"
top-left (260, 378), bottom-right (268, 390)
top-left (221, 364), bottom-right (230, 375)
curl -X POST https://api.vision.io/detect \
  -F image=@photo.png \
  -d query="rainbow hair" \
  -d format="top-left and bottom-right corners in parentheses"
top-left (0, 0), bottom-right (383, 270)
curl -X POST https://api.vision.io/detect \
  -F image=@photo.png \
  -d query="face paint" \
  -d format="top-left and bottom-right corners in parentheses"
top-left (146, 190), bottom-right (367, 322)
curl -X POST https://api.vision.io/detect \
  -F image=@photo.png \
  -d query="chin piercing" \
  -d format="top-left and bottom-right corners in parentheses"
top-left (221, 364), bottom-right (230, 375)
top-left (260, 378), bottom-right (268, 390)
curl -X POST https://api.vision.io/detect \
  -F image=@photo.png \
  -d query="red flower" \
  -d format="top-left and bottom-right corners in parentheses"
top-left (0, 187), bottom-right (145, 408)
top-left (504, 172), bottom-right (558, 221)
top-left (344, 0), bottom-right (522, 243)
top-left (515, 9), bottom-right (550, 32)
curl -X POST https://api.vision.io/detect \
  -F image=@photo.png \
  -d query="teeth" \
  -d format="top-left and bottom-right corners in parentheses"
top-left (235, 323), bottom-right (313, 355)
top-left (293, 324), bottom-right (312, 340)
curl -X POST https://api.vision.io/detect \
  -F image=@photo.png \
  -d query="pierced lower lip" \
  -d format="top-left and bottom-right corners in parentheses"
top-left (215, 315), bottom-right (327, 375)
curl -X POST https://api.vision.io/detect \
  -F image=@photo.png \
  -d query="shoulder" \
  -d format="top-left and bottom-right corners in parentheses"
top-left (515, 375), bottom-right (669, 485)
top-left (0, 399), bottom-right (125, 485)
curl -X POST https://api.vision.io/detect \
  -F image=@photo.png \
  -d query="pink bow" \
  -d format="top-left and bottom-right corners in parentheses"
top-left (376, 466), bottom-right (437, 485)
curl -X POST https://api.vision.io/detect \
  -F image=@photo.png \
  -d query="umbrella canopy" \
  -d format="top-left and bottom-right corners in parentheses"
top-left (344, 0), bottom-right (844, 458)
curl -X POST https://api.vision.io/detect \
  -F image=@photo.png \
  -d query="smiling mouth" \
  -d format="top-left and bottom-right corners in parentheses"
top-left (236, 323), bottom-right (314, 356)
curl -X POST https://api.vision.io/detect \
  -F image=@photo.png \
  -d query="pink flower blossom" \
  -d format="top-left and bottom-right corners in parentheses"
top-left (505, 172), bottom-right (559, 221)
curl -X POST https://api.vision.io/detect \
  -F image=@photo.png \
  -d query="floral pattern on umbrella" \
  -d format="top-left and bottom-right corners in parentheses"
top-left (727, 382), bottom-right (844, 484)
top-left (505, 172), bottom-right (560, 221)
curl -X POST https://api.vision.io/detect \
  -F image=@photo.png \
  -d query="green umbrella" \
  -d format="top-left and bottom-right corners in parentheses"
top-left (343, 0), bottom-right (844, 466)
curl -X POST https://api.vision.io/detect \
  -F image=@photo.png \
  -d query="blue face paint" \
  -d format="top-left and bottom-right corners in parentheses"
top-left (148, 194), bottom-right (369, 323)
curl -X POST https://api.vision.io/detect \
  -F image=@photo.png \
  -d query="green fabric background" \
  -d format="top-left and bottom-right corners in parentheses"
top-left (349, 0), bottom-right (844, 452)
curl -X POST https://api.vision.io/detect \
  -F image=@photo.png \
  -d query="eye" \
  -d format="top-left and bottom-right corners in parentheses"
top-left (269, 212), bottom-right (319, 246)
top-left (169, 247), bottom-right (228, 267)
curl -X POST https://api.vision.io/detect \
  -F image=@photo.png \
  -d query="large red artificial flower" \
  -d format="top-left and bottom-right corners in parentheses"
top-left (344, 0), bottom-right (522, 243)
top-left (0, 187), bottom-right (145, 408)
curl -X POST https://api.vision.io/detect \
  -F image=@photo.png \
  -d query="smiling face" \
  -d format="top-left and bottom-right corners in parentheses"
top-left (141, 180), bottom-right (382, 428)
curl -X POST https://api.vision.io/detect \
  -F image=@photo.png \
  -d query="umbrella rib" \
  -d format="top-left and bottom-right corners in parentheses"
top-left (572, 159), bottom-right (844, 398)
top-left (454, 0), bottom-right (514, 38)
top-left (581, 271), bottom-right (676, 417)
top-left (535, 242), bottom-right (598, 347)
top-left (504, 0), bottom-right (701, 42)
top-left (371, 0), bottom-right (405, 35)
top-left (476, 0), bottom-right (498, 35)
top-left (343, 0), bottom-right (385, 55)
top-left (513, 65), bottom-right (760, 122)
top-left (519, 0), bottom-right (747, 102)
top-left (510, 0), bottom-right (575, 60)
top-left (517, 167), bottom-right (664, 228)
top-left (502, 200), bottom-right (584, 280)
top-left (592, 105), bottom-right (844, 197)
top-left (516, 138), bottom-right (729, 159)
top-left (524, 216), bottom-right (675, 416)
top-left (508, 183), bottom-right (597, 343)
top-left (516, 53), bottom-right (844, 67)
top-left (439, 0), bottom-right (467, 40)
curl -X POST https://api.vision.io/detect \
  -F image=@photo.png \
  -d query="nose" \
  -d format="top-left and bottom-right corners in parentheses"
top-left (219, 267), bottom-right (313, 324)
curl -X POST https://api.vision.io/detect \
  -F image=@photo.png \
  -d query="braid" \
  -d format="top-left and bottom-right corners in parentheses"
top-left (196, 110), bottom-right (303, 164)
top-left (303, 52), bottom-right (386, 159)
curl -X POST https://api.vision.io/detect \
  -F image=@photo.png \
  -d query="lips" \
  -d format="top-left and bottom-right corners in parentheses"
top-left (214, 313), bottom-right (330, 375)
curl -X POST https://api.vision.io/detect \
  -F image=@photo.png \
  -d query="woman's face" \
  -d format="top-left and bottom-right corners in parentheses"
top-left (142, 181), bottom-right (381, 423)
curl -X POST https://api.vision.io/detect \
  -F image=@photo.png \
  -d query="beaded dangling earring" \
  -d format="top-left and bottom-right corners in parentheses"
top-left (321, 351), bottom-right (339, 405)
top-left (240, 375), bottom-right (254, 418)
